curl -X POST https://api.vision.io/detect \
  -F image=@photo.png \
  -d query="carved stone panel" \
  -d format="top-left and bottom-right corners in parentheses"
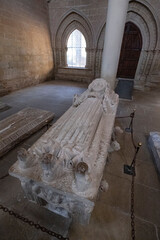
top-left (0, 108), bottom-right (54, 157)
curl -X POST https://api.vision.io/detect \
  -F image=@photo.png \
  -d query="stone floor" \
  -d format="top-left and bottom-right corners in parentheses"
top-left (0, 80), bottom-right (160, 240)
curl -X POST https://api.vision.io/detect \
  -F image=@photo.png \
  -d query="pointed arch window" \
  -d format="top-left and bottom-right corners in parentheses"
top-left (67, 29), bottom-right (86, 68)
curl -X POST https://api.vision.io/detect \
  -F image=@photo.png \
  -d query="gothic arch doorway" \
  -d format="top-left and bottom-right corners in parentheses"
top-left (117, 22), bottom-right (142, 79)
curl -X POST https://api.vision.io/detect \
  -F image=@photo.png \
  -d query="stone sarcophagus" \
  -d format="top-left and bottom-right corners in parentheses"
top-left (9, 79), bottom-right (119, 224)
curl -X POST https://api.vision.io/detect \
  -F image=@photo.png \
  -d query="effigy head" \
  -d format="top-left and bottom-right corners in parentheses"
top-left (88, 78), bottom-right (108, 93)
top-left (76, 162), bottom-right (88, 175)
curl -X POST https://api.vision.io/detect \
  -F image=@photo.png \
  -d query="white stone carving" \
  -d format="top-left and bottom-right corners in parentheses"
top-left (18, 148), bottom-right (34, 169)
top-left (99, 180), bottom-right (109, 192)
top-left (54, 11), bottom-right (95, 82)
top-left (108, 126), bottom-right (123, 153)
top-left (148, 132), bottom-right (160, 175)
top-left (9, 78), bottom-right (119, 224)
top-left (114, 126), bottom-right (123, 134)
top-left (108, 140), bottom-right (121, 153)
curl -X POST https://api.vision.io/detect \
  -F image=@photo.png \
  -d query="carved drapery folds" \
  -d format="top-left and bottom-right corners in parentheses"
top-left (9, 78), bottom-right (119, 224)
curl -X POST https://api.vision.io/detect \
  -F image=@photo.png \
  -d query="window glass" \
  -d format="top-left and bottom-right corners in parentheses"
top-left (67, 29), bottom-right (86, 68)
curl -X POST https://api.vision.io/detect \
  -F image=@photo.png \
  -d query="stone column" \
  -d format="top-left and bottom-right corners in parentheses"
top-left (101, 0), bottom-right (129, 89)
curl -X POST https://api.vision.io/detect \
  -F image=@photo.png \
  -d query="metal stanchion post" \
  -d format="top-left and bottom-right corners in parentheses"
top-left (124, 142), bottom-right (142, 176)
top-left (125, 109), bottom-right (136, 133)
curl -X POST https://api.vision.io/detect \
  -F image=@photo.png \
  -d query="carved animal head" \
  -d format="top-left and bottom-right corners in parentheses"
top-left (42, 153), bottom-right (52, 163)
top-left (41, 153), bottom-right (53, 171)
top-left (100, 180), bottom-right (109, 192)
top-left (111, 140), bottom-right (120, 151)
top-left (17, 148), bottom-right (28, 162)
top-left (114, 126), bottom-right (123, 134)
top-left (76, 162), bottom-right (88, 174)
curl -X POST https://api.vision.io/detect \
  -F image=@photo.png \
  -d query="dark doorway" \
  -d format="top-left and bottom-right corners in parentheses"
top-left (117, 22), bottom-right (142, 79)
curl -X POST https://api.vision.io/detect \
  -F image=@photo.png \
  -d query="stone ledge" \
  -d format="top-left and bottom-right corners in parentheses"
top-left (0, 107), bottom-right (54, 157)
top-left (148, 132), bottom-right (160, 175)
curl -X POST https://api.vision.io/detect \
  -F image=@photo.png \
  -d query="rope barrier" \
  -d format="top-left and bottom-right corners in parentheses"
top-left (117, 109), bottom-right (137, 149)
top-left (0, 173), bottom-right (9, 180)
top-left (118, 109), bottom-right (142, 240)
top-left (0, 109), bottom-right (141, 240)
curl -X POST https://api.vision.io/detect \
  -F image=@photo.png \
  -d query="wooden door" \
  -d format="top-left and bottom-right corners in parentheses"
top-left (117, 22), bottom-right (142, 79)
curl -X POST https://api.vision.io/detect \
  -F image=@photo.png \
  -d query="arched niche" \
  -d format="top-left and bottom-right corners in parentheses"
top-left (95, 1), bottom-right (159, 88)
top-left (117, 22), bottom-right (142, 79)
top-left (125, 1), bottom-right (159, 88)
top-left (54, 11), bottom-right (95, 82)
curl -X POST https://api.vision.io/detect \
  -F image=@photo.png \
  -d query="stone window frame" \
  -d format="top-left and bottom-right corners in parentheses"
top-left (65, 27), bottom-right (87, 69)
top-left (55, 11), bottom-right (94, 70)
top-left (66, 29), bottom-right (87, 68)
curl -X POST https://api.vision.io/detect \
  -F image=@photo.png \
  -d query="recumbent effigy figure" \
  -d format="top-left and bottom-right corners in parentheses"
top-left (9, 78), bottom-right (119, 224)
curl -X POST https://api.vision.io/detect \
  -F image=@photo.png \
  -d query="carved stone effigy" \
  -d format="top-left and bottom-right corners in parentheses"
top-left (9, 79), bottom-right (119, 224)
top-left (0, 108), bottom-right (54, 157)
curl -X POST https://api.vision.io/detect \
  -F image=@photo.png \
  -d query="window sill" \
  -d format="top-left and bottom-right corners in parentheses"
top-left (60, 66), bottom-right (91, 71)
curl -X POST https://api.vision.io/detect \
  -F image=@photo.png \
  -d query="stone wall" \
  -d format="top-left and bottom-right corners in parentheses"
top-left (0, 0), bottom-right (54, 93)
top-left (127, 0), bottom-right (160, 89)
top-left (48, 0), bottom-right (160, 88)
top-left (48, 0), bottom-right (108, 82)
top-left (1, 0), bottom-right (160, 91)
top-left (49, 0), bottom-right (108, 39)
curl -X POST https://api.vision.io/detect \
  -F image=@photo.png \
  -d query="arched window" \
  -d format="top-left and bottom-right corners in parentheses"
top-left (67, 29), bottom-right (86, 68)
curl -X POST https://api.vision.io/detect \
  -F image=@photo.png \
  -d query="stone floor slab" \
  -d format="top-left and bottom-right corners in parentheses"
top-left (0, 107), bottom-right (54, 157)
top-left (0, 81), bottom-right (160, 240)
top-left (0, 102), bottom-right (11, 112)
